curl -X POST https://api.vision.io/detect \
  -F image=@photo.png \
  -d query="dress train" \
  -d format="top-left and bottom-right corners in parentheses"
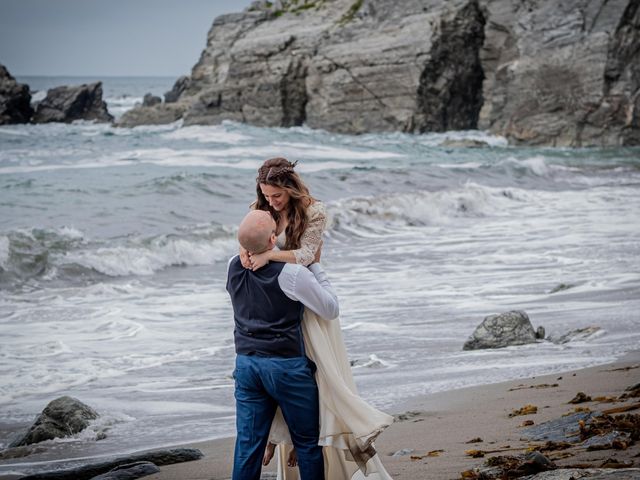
top-left (270, 309), bottom-right (394, 480)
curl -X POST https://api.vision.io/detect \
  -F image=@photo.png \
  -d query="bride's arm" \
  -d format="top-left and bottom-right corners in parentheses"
top-left (249, 203), bottom-right (327, 270)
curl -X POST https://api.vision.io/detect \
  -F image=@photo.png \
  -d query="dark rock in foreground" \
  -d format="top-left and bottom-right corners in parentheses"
top-left (18, 448), bottom-right (203, 480)
top-left (0, 64), bottom-right (33, 124)
top-left (463, 310), bottom-right (544, 350)
top-left (33, 82), bottom-right (113, 124)
top-left (88, 461), bottom-right (160, 480)
top-left (10, 396), bottom-right (99, 448)
top-left (525, 469), bottom-right (640, 480)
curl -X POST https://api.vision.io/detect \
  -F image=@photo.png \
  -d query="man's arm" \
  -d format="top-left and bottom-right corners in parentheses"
top-left (279, 263), bottom-right (339, 320)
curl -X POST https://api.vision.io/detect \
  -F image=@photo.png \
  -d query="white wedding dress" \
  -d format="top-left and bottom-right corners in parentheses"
top-left (269, 206), bottom-right (394, 480)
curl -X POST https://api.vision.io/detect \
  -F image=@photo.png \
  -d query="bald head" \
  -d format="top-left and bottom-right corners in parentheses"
top-left (238, 210), bottom-right (277, 254)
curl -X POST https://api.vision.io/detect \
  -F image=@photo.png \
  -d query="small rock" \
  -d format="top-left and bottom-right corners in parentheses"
top-left (142, 93), bottom-right (161, 107)
top-left (10, 396), bottom-right (99, 447)
top-left (440, 138), bottom-right (489, 148)
top-left (548, 326), bottom-right (602, 344)
top-left (569, 392), bottom-right (592, 404)
top-left (393, 411), bottom-right (422, 422)
top-left (549, 283), bottom-right (573, 294)
top-left (463, 311), bottom-right (543, 350)
top-left (391, 448), bottom-right (414, 457)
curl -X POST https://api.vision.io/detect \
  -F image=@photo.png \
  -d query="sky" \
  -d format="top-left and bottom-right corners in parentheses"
top-left (0, 0), bottom-right (254, 77)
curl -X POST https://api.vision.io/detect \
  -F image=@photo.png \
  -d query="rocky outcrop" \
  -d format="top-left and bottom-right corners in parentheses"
top-left (33, 82), bottom-right (113, 123)
top-left (478, 0), bottom-right (640, 146)
top-left (115, 103), bottom-right (185, 127)
top-left (10, 396), bottom-right (99, 447)
top-left (117, 0), bottom-right (640, 146)
top-left (0, 64), bottom-right (33, 124)
top-left (463, 310), bottom-right (545, 350)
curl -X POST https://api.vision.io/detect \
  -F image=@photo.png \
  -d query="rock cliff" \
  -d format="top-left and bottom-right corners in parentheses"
top-left (0, 64), bottom-right (33, 124)
top-left (117, 0), bottom-right (640, 146)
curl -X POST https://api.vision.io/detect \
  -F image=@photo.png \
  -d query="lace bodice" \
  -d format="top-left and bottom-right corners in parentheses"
top-left (276, 202), bottom-right (327, 266)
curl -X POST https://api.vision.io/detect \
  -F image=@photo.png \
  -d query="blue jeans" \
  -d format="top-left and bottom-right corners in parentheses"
top-left (232, 354), bottom-right (324, 480)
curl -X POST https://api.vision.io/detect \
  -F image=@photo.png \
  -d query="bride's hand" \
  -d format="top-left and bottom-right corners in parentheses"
top-left (239, 246), bottom-right (251, 269)
top-left (249, 250), bottom-right (271, 271)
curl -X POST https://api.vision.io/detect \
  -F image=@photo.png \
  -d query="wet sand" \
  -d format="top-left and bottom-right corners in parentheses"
top-left (143, 350), bottom-right (640, 479)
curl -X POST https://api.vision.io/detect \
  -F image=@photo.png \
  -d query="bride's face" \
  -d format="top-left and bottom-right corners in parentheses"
top-left (260, 183), bottom-right (291, 212)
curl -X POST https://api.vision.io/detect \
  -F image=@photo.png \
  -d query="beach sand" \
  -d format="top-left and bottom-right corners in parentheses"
top-left (143, 350), bottom-right (640, 480)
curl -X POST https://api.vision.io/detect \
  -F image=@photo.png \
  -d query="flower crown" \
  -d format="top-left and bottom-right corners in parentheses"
top-left (257, 160), bottom-right (298, 183)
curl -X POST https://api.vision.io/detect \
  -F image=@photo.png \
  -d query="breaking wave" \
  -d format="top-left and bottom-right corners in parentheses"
top-left (326, 182), bottom-right (526, 236)
top-left (0, 224), bottom-right (237, 287)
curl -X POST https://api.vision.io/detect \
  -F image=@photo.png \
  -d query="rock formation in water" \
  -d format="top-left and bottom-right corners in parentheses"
top-left (463, 310), bottom-right (545, 350)
top-left (0, 64), bottom-right (33, 124)
top-left (116, 0), bottom-right (639, 146)
top-left (33, 82), bottom-right (113, 123)
top-left (10, 396), bottom-right (99, 447)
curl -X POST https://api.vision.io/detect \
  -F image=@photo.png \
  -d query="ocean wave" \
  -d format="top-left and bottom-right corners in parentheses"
top-left (0, 227), bottom-right (86, 286)
top-left (0, 224), bottom-right (236, 285)
top-left (63, 232), bottom-right (235, 277)
top-left (105, 95), bottom-right (142, 119)
top-left (162, 125), bottom-right (250, 144)
top-left (326, 182), bottom-right (520, 235)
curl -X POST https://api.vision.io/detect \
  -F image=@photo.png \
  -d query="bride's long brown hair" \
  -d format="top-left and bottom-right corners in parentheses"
top-left (255, 158), bottom-right (314, 250)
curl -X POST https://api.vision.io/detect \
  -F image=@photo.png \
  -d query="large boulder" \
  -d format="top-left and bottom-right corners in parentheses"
top-left (0, 63), bottom-right (33, 124)
top-left (33, 82), bottom-right (113, 123)
top-left (115, 0), bottom-right (640, 146)
top-left (10, 396), bottom-right (99, 447)
top-left (463, 311), bottom-right (545, 350)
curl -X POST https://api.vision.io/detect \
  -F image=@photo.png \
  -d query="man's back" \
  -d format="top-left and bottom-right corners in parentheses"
top-left (227, 257), bottom-right (305, 357)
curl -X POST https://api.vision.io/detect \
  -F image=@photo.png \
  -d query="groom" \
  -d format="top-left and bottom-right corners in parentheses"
top-left (226, 210), bottom-right (339, 480)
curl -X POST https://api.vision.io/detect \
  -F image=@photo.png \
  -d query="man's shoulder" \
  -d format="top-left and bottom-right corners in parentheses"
top-left (281, 262), bottom-right (316, 281)
top-left (227, 255), bottom-right (241, 273)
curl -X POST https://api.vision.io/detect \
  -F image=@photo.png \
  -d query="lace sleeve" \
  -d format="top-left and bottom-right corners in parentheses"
top-left (293, 202), bottom-right (327, 266)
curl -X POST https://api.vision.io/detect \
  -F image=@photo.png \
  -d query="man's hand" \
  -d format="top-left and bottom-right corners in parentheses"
top-left (239, 246), bottom-right (251, 269)
top-left (313, 241), bottom-right (323, 264)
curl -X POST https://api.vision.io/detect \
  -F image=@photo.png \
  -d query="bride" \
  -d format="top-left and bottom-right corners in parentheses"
top-left (240, 157), bottom-right (393, 480)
